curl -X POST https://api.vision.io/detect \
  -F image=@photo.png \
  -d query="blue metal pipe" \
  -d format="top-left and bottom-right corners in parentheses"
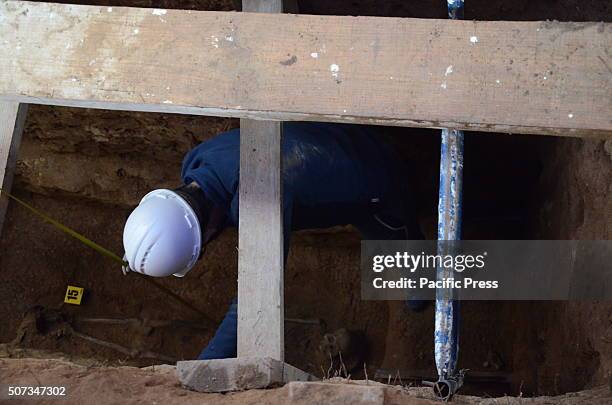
top-left (432, 0), bottom-right (466, 399)
top-left (434, 129), bottom-right (464, 374)
top-left (447, 0), bottom-right (464, 19)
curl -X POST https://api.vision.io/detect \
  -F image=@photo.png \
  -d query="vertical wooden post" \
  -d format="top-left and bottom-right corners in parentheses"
top-left (238, 120), bottom-right (284, 360)
top-left (238, 0), bottom-right (286, 361)
top-left (0, 102), bottom-right (28, 238)
top-left (242, 0), bottom-right (282, 13)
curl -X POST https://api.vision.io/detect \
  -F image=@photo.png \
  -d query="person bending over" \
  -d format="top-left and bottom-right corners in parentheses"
top-left (122, 122), bottom-right (423, 360)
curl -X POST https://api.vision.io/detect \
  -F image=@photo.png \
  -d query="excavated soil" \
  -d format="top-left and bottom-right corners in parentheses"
top-left (1, 357), bottom-right (611, 404)
top-left (1, 0), bottom-right (611, 401)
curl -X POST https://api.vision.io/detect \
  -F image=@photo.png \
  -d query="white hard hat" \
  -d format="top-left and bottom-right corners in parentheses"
top-left (123, 189), bottom-right (202, 277)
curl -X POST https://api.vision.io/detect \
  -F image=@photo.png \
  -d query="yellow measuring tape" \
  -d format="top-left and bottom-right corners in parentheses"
top-left (0, 188), bottom-right (213, 324)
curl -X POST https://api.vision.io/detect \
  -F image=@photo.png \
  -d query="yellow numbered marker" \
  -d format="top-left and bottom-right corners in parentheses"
top-left (64, 285), bottom-right (84, 305)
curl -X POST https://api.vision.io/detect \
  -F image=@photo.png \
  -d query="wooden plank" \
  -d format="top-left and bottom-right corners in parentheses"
top-left (0, 102), bottom-right (27, 237)
top-left (0, 2), bottom-right (611, 137)
top-left (237, 120), bottom-right (284, 360)
top-left (237, 0), bottom-right (284, 360)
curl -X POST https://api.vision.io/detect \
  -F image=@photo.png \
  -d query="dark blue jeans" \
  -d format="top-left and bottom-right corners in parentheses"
top-left (197, 299), bottom-right (238, 359)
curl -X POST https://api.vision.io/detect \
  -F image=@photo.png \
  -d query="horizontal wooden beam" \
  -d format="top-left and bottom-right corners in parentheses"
top-left (0, 1), bottom-right (610, 138)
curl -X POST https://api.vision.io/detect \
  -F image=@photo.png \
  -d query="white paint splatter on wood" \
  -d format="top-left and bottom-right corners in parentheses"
top-left (330, 64), bottom-right (339, 79)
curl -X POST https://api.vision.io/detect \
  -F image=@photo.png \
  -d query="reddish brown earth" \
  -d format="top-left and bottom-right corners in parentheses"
top-left (1, 0), bottom-right (611, 400)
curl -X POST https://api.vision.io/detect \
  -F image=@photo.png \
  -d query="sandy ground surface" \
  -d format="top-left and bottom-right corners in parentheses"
top-left (1, 357), bottom-right (611, 405)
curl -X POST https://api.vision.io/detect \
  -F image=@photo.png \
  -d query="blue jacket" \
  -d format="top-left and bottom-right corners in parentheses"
top-left (183, 122), bottom-right (414, 360)
top-left (182, 122), bottom-right (405, 239)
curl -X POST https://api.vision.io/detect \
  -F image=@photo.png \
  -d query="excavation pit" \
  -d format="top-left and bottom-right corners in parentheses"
top-left (0, 0), bottom-right (610, 400)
